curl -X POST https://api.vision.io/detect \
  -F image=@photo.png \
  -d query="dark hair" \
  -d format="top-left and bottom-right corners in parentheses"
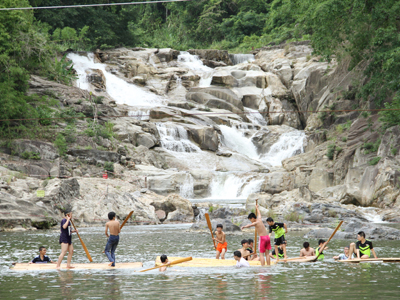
top-left (318, 239), bottom-right (326, 245)
top-left (248, 213), bottom-right (256, 220)
top-left (39, 246), bottom-right (46, 252)
top-left (266, 217), bottom-right (274, 222)
top-left (216, 224), bottom-right (223, 229)
top-left (358, 231), bottom-right (365, 238)
top-left (241, 239), bottom-right (249, 245)
top-left (303, 242), bottom-right (309, 248)
top-left (160, 255), bottom-right (168, 263)
top-left (64, 210), bottom-right (71, 216)
top-left (248, 239), bottom-right (254, 244)
top-left (233, 250), bottom-right (242, 258)
top-left (108, 212), bottom-right (116, 220)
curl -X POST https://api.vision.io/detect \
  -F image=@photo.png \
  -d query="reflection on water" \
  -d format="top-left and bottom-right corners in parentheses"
top-left (1, 224), bottom-right (400, 299)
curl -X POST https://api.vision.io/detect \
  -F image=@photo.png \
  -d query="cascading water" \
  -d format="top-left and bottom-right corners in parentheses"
top-left (156, 122), bottom-right (201, 153)
top-left (229, 54), bottom-right (255, 65)
top-left (260, 131), bottom-right (306, 167)
top-left (177, 51), bottom-right (214, 87)
top-left (67, 53), bottom-right (165, 107)
top-left (244, 108), bottom-right (268, 126)
top-left (179, 173), bottom-right (194, 199)
top-left (219, 125), bottom-right (259, 160)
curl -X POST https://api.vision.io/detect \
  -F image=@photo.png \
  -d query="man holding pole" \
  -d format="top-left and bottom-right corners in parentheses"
top-left (241, 204), bottom-right (271, 266)
top-left (56, 211), bottom-right (78, 269)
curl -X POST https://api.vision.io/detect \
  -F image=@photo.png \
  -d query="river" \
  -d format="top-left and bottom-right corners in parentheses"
top-left (1, 223), bottom-right (400, 299)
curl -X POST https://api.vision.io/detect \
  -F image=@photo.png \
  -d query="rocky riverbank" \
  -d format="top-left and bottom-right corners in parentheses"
top-left (1, 42), bottom-right (400, 235)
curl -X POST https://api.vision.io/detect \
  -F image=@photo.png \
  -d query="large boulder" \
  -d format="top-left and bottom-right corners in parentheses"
top-left (11, 140), bottom-right (58, 160)
top-left (151, 194), bottom-right (194, 223)
top-left (66, 149), bottom-right (121, 164)
top-left (187, 49), bottom-right (231, 65)
top-left (185, 125), bottom-right (219, 152)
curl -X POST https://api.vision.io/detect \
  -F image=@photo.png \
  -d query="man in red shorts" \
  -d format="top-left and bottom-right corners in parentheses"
top-left (241, 204), bottom-right (271, 266)
top-left (213, 224), bottom-right (227, 259)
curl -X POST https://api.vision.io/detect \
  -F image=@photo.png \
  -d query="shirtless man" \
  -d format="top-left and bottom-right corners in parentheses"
top-left (159, 255), bottom-right (170, 272)
top-left (56, 212), bottom-right (78, 269)
top-left (237, 239), bottom-right (251, 260)
top-left (241, 204), bottom-right (271, 266)
top-left (300, 242), bottom-right (315, 257)
top-left (105, 212), bottom-right (121, 267)
top-left (213, 224), bottom-right (227, 259)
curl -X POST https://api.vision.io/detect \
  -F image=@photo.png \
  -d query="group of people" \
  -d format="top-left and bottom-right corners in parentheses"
top-left (28, 205), bottom-right (378, 270)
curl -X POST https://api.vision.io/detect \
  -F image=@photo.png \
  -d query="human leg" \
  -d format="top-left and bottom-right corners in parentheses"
top-left (221, 248), bottom-right (226, 259)
top-left (66, 244), bottom-right (74, 268)
top-left (266, 250), bottom-right (270, 266)
top-left (105, 237), bottom-right (114, 263)
top-left (56, 243), bottom-right (69, 268)
top-left (259, 252), bottom-right (265, 266)
top-left (282, 243), bottom-right (287, 260)
top-left (274, 245), bottom-right (279, 261)
top-left (110, 236), bottom-right (119, 266)
top-left (348, 243), bottom-right (356, 259)
top-left (216, 251), bottom-right (221, 259)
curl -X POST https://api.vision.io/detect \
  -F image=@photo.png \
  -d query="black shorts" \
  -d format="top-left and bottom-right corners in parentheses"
top-left (274, 236), bottom-right (286, 246)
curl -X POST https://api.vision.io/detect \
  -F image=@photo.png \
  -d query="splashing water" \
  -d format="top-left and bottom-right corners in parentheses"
top-left (180, 173), bottom-right (194, 199)
top-left (177, 51), bottom-right (214, 87)
top-left (230, 54), bottom-right (255, 65)
top-left (219, 125), bottom-right (259, 160)
top-left (208, 173), bottom-right (263, 199)
top-left (67, 53), bottom-right (165, 107)
top-left (244, 108), bottom-right (268, 126)
top-left (156, 122), bottom-right (201, 153)
top-left (260, 131), bottom-right (306, 166)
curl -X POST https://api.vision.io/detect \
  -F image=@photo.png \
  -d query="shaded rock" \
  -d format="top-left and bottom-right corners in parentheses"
top-left (11, 140), bottom-right (58, 160)
top-left (190, 218), bottom-right (241, 232)
top-left (187, 49), bottom-right (231, 65)
top-left (66, 149), bottom-right (121, 164)
top-left (151, 194), bottom-right (194, 223)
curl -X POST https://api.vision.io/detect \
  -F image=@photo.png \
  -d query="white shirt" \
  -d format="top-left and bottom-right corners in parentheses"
top-left (236, 257), bottom-right (250, 267)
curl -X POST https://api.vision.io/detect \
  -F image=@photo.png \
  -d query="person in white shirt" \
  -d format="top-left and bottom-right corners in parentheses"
top-left (234, 251), bottom-right (250, 267)
top-left (333, 246), bottom-right (355, 261)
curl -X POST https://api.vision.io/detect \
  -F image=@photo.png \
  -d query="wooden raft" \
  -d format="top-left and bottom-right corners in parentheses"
top-left (339, 258), bottom-right (400, 263)
top-left (11, 262), bottom-right (143, 271)
top-left (276, 256), bottom-right (318, 263)
top-left (155, 257), bottom-right (276, 267)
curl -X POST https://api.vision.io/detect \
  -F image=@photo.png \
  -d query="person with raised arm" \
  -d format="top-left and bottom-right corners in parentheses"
top-left (241, 204), bottom-right (271, 266)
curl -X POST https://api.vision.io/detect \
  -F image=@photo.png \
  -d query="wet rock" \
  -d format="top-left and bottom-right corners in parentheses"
top-left (190, 218), bottom-right (241, 232)
top-left (186, 125), bottom-right (219, 152)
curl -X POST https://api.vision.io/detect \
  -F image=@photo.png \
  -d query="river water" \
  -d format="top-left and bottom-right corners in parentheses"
top-left (1, 224), bottom-right (400, 299)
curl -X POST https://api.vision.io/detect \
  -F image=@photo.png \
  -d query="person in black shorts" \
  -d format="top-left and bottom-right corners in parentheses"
top-left (29, 246), bottom-right (57, 264)
top-left (56, 211), bottom-right (78, 269)
top-left (267, 217), bottom-right (288, 261)
top-left (347, 231), bottom-right (378, 259)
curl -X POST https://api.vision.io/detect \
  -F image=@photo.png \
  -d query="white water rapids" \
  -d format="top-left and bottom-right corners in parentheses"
top-left (177, 51), bottom-right (214, 87)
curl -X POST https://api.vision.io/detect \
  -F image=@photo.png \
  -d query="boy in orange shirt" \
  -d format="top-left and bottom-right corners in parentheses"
top-left (213, 224), bottom-right (227, 259)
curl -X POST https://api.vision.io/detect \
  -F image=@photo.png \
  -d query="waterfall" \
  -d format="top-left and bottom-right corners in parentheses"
top-left (244, 108), bottom-right (268, 126)
top-left (208, 173), bottom-right (263, 199)
top-left (177, 51), bottom-right (214, 87)
top-left (195, 207), bottom-right (207, 222)
top-left (260, 131), bottom-right (306, 166)
top-left (156, 122), bottom-right (201, 153)
top-left (179, 173), bottom-right (194, 199)
top-left (219, 125), bottom-right (259, 159)
top-left (128, 109), bottom-right (150, 121)
top-left (67, 53), bottom-right (165, 107)
top-left (229, 54), bottom-right (255, 65)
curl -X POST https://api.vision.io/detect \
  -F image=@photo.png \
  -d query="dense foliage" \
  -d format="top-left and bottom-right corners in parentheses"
top-left (1, 0), bottom-right (400, 134)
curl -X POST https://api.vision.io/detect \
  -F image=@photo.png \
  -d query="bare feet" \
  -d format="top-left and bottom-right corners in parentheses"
top-left (66, 265), bottom-right (75, 269)
top-left (108, 262), bottom-right (113, 267)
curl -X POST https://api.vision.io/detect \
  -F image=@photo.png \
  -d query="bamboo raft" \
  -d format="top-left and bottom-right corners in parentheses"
top-left (339, 258), bottom-right (400, 263)
top-left (155, 257), bottom-right (276, 267)
top-left (11, 262), bottom-right (143, 271)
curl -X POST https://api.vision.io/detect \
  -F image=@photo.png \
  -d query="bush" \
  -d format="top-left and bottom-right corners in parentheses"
top-left (284, 211), bottom-right (301, 222)
top-left (63, 125), bottom-right (77, 143)
top-left (326, 144), bottom-right (336, 160)
top-left (369, 157), bottom-right (381, 166)
top-left (54, 134), bottom-right (67, 156)
top-left (361, 139), bottom-right (381, 154)
top-left (266, 209), bottom-right (277, 220)
top-left (104, 161), bottom-right (114, 173)
top-left (391, 148), bottom-right (397, 156)
top-left (21, 151), bottom-right (41, 160)
top-left (342, 137), bottom-right (348, 142)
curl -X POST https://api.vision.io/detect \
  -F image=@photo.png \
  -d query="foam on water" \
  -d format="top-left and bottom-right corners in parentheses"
top-left (156, 122), bottom-right (201, 153)
top-left (230, 54), bottom-right (255, 65)
top-left (177, 51), bottom-right (214, 87)
top-left (244, 107), bottom-right (268, 126)
top-left (219, 125), bottom-right (259, 160)
top-left (67, 53), bottom-right (165, 107)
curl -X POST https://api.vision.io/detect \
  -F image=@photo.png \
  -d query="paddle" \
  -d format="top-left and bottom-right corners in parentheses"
top-left (254, 199), bottom-right (258, 256)
top-left (313, 220), bottom-right (344, 262)
top-left (120, 211), bottom-right (134, 229)
top-left (70, 219), bottom-right (93, 262)
top-left (139, 257), bottom-right (193, 272)
top-left (205, 213), bottom-right (217, 250)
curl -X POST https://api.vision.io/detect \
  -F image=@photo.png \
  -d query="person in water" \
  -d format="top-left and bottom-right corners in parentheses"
top-left (315, 239), bottom-right (327, 260)
top-left (241, 204), bottom-right (271, 266)
top-left (29, 246), bottom-right (57, 264)
top-left (159, 254), bottom-right (170, 272)
top-left (267, 217), bottom-right (288, 261)
top-left (238, 239), bottom-right (251, 260)
top-left (300, 242), bottom-right (315, 257)
top-left (104, 211), bottom-right (121, 267)
top-left (347, 231), bottom-right (377, 259)
top-left (247, 238), bottom-right (258, 261)
top-left (271, 244), bottom-right (285, 260)
top-left (56, 211), bottom-right (78, 269)
top-left (213, 224), bottom-right (227, 259)
top-left (333, 245), bottom-right (355, 261)
top-left (234, 250), bottom-right (250, 267)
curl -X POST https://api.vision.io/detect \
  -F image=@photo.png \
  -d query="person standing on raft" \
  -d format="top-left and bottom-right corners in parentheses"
top-left (105, 212), bottom-right (121, 267)
top-left (213, 224), bottom-right (227, 259)
top-left (56, 211), bottom-right (78, 269)
top-left (241, 204), bottom-right (271, 266)
top-left (267, 217), bottom-right (288, 261)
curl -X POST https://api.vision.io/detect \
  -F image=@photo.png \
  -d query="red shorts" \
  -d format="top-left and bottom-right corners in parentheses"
top-left (259, 235), bottom-right (271, 253)
top-left (216, 242), bottom-right (227, 252)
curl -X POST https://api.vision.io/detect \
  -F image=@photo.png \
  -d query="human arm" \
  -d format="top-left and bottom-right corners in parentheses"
top-left (371, 248), bottom-right (377, 258)
top-left (300, 249), bottom-right (304, 257)
top-left (256, 204), bottom-right (261, 219)
top-left (283, 223), bottom-right (288, 234)
top-left (105, 223), bottom-right (109, 238)
top-left (62, 217), bottom-right (70, 229)
top-left (241, 222), bottom-right (257, 231)
top-left (333, 255), bottom-right (340, 260)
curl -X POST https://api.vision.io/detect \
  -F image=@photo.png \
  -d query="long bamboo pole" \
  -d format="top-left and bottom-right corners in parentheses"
top-left (120, 211), bottom-right (134, 229)
top-left (313, 220), bottom-right (344, 262)
top-left (254, 199), bottom-right (258, 255)
top-left (205, 213), bottom-right (217, 250)
top-left (70, 219), bottom-right (93, 262)
top-left (139, 257), bottom-right (192, 272)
